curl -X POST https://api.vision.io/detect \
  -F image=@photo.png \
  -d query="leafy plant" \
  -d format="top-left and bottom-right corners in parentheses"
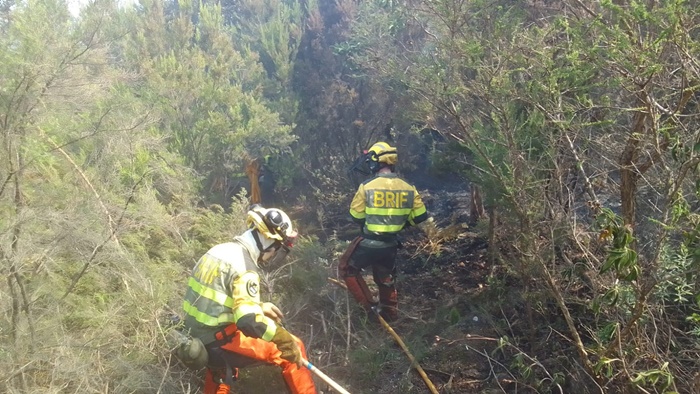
top-left (596, 208), bottom-right (639, 282)
top-left (631, 362), bottom-right (674, 393)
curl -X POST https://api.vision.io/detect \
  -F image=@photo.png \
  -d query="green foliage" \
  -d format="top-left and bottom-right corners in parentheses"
top-left (590, 282), bottom-right (638, 326)
top-left (118, 0), bottom-right (295, 205)
top-left (0, 0), bottom-right (296, 392)
top-left (656, 245), bottom-right (696, 305)
top-left (186, 191), bottom-right (251, 254)
top-left (348, 341), bottom-right (403, 386)
top-left (631, 362), bottom-right (674, 393)
top-left (594, 357), bottom-right (621, 379)
top-left (227, 0), bottom-right (304, 123)
top-left (448, 306), bottom-right (461, 325)
top-left (276, 235), bottom-right (328, 296)
top-left (595, 208), bottom-right (639, 281)
top-left (596, 322), bottom-right (618, 345)
top-left (681, 213), bottom-right (700, 267)
top-left (686, 313), bottom-right (700, 338)
top-left (266, 151), bottom-right (306, 198)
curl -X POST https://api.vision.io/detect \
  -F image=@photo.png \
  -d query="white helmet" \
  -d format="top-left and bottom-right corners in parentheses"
top-left (246, 205), bottom-right (297, 248)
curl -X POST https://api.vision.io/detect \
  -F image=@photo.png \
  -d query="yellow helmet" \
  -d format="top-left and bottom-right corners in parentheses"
top-left (246, 205), bottom-right (297, 247)
top-left (368, 141), bottom-right (398, 172)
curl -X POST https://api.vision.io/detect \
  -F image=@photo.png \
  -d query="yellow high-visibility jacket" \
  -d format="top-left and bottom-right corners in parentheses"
top-left (183, 232), bottom-right (278, 344)
top-left (349, 173), bottom-right (427, 237)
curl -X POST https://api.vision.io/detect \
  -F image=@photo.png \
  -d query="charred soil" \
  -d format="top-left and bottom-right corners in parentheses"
top-left (312, 179), bottom-right (518, 394)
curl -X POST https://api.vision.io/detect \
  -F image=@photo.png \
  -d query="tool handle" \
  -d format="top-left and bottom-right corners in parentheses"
top-left (301, 358), bottom-right (351, 394)
top-left (373, 309), bottom-right (440, 394)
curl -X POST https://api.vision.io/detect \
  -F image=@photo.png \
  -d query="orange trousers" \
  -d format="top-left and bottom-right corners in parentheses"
top-left (204, 326), bottom-right (316, 394)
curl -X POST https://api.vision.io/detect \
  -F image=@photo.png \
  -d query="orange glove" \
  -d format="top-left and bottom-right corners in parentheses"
top-left (271, 327), bottom-right (303, 368)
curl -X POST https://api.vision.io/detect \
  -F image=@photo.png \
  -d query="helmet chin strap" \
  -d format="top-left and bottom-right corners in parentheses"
top-left (252, 230), bottom-right (279, 260)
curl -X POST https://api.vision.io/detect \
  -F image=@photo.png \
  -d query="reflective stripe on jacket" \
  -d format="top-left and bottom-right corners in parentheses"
top-left (349, 173), bottom-right (427, 234)
top-left (183, 241), bottom-right (277, 343)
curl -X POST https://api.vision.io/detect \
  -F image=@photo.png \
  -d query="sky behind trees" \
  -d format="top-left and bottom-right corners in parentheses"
top-left (67, 0), bottom-right (135, 16)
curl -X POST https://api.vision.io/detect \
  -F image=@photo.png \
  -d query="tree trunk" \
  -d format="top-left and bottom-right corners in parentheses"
top-left (619, 110), bottom-right (646, 227)
top-left (487, 205), bottom-right (497, 265)
top-left (469, 184), bottom-right (485, 224)
top-left (245, 158), bottom-right (262, 204)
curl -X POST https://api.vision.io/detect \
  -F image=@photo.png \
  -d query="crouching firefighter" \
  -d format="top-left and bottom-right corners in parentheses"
top-left (340, 141), bottom-right (428, 321)
top-left (178, 205), bottom-right (316, 394)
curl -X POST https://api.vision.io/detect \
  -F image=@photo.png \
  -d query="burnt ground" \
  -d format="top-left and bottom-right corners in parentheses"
top-left (382, 233), bottom-right (500, 394)
top-left (349, 186), bottom-right (505, 394)
top-left (309, 177), bottom-right (517, 394)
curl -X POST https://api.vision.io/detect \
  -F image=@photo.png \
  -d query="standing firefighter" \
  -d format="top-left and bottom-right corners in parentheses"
top-left (340, 142), bottom-right (428, 321)
top-left (181, 205), bottom-right (316, 394)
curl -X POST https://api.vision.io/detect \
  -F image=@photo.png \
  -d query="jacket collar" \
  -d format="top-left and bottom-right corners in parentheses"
top-left (376, 172), bottom-right (398, 178)
top-left (234, 229), bottom-right (277, 266)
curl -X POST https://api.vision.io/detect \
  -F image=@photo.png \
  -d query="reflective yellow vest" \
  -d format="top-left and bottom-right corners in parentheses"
top-left (183, 241), bottom-right (277, 343)
top-left (349, 173), bottom-right (427, 235)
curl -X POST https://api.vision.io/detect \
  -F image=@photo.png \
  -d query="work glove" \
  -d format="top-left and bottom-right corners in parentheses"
top-left (271, 327), bottom-right (303, 368)
top-left (262, 302), bottom-right (283, 324)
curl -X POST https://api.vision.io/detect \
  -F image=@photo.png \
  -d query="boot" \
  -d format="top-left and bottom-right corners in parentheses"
top-left (343, 274), bottom-right (375, 311)
top-left (378, 286), bottom-right (398, 321)
top-left (204, 367), bottom-right (238, 394)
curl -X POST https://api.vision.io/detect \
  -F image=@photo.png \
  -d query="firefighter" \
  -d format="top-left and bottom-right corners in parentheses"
top-left (182, 205), bottom-right (316, 394)
top-left (340, 141), bottom-right (428, 321)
